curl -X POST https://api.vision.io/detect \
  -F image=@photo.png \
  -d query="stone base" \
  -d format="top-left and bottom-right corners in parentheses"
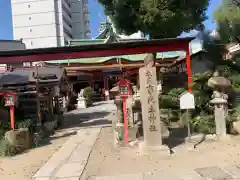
top-left (138, 141), bottom-right (170, 156)
top-left (5, 128), bottom-right (32, 150)
top-left (77, 99), bottom-right (86, 109)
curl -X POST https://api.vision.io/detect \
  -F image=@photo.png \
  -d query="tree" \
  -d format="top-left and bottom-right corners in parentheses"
top-left (98, 0), bottom-right (209, 39)
top-left (214, 0), bottom-right (240, 43)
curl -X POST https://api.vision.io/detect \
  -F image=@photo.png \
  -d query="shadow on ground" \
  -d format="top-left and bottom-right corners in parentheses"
top-left (163, 126), bottom-right (188, 152)
top-left (93, 101), bottom-right (113, 107)
top-left (32, 110), bottom-right (111, 149)
top-left (59, 111), bottom-right (111, 130)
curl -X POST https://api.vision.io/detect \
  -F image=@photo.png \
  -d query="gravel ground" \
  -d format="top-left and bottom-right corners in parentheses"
top-left (81, 127), bottom-right (240, 180)
top-left (0, 101), bottom-right (115, 180)
top-left (0, 129), bottom-right (71, 180)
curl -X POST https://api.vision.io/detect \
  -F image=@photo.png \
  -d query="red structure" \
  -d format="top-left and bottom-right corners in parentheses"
top-left (0, 37), bottom-right (194, 92)
top-left (117, 79), bottom-right (133, 143)
top-left (0, 91), bottom-right (17, 129)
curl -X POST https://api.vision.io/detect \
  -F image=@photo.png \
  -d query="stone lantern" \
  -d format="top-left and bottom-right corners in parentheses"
top-left (208, 76), bottom-right (231, 138)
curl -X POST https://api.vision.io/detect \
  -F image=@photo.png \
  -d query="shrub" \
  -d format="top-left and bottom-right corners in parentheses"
top-left (0, 138), bottom-right (23, 156)
top-left (83, 86), bottom-right (96, 106)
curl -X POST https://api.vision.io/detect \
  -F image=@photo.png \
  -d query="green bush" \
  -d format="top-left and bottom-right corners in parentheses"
top-left (83, 86), bottom-right (95, 99)
top-left (0, 138), bottom-right (23, 156)
top-left (159, 70), bottom-right (240, 134)
top-left (83, 86), bottom-right (96, 106)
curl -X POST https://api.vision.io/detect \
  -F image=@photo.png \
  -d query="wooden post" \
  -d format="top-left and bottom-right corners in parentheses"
top-left (90, 77), bottom-right (94, 88)
top-left (49, 90), bottom-right (53, 115)
top-left (35, 65), bottom-right (41, 128)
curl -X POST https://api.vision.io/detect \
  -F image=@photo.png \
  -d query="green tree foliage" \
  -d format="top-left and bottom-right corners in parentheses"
top-left (159, 24), bottom-right (240, 133)
top-left (214, 0), bottom-right (240, 43)
top-left (98, 0), bottom-right (209, 38)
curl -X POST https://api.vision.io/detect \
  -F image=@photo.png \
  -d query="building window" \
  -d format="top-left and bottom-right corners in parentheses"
top-left (29, 17), bottom-right (31, 20)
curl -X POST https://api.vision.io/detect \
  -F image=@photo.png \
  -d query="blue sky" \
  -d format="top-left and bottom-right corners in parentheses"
top-left (0, 0), bottom-right (222, 40)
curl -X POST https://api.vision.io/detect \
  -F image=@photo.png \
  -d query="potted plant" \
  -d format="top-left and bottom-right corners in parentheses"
top-left (83, 86), bottom-right (95, 107)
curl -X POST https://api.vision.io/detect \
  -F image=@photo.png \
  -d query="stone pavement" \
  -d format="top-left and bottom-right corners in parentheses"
top-left (33, 101), bottom-right (116, 180)
top-left (33, 128), bottom-right (101, 180)
top-left (95, 165), bottom-right (240, 180)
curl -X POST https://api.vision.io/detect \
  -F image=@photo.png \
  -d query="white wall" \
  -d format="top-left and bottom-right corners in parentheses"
top-left (14, 25), bottom-right (59, 39)
top-left (11, 0), bottom-right (61, 49)
top-left (12, 13), bottom-right (56, 27)
top-left (11, 0), bottom-right (90, 49)
top-left (22, 37), bottom-right (61, 49)
top-left (11, 0), bottom-right (55, 15)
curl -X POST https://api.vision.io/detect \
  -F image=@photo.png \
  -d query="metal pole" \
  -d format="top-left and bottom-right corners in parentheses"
top-left (186, 109), bottom-right (191, 140)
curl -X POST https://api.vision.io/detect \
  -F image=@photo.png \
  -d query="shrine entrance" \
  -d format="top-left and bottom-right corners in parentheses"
top-left (0, 37), bottom-right (195, 152)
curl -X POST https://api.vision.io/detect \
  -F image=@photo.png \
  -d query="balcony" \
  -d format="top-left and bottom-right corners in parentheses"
top-left (84, 13), bottom-right (90, 21)
top-left (83, 0), bottom-right (88, 5)
top-left (62, 11), bottom-right (72, 25)
top-left (84, 18), bottom-right (90, 24)
top-left (62, 0), bottom-right (71, 13)
top-left (85, 28), bottom-right (91, 34)
top-left (83, 7), bottom-right (89, 14)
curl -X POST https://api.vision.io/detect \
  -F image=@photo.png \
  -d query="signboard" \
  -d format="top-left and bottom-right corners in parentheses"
top-left (117, 79), bottom-right (132, 98)
top-left (180, 92), bottom-right (195, 109)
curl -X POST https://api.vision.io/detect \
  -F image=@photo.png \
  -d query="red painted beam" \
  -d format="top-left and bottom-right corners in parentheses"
top-left (0, 41), bottom-right (190, 63)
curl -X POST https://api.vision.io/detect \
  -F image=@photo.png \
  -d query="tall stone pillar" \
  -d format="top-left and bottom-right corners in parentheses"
top-left (139, 54), bottom-right (168, 152)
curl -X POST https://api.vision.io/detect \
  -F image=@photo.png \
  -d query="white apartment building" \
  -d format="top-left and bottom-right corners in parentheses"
top-left (11, 0), bottom-right (91, 49)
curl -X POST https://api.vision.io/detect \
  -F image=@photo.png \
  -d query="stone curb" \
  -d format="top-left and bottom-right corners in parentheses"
top-left (32, 128), bottom-right (101, 180)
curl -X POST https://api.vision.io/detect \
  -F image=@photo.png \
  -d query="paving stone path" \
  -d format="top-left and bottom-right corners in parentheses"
top-left (95, 165), bottom-right (240, 180)
top-left (33, 101), bottom-right (115, 180)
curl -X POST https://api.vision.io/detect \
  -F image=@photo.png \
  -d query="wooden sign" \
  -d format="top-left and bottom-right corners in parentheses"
top-left (180, 92), bottom-right (195, 109)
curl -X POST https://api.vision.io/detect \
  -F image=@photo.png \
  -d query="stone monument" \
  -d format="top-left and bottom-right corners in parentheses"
top-left (77, 89), bottom-right (86, 109)
top-left (139, 54), bottom-right (168, 153)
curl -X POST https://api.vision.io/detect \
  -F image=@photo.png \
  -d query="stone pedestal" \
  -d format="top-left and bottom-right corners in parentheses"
top-left (5, 128), bottom-right (32, 150)
top-left (210, 97), bottom-right (228, 137)
top-left (138, 141), bottom-right (170, 155)
top-left (77, 97), bottom-right (86, 109)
